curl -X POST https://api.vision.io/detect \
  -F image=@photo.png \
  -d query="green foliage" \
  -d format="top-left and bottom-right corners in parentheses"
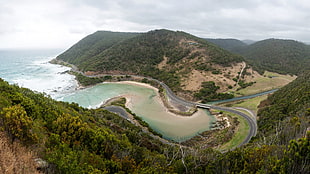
top-left (211, 70), bottom-right (221, 74)
top-left (57, 31), bottom-right (139, 66)
top-left (0, 78), bottom-right (172, 173)
top-left (205, 38), bottom-right (248, 52)
top-left (238, 39), bottom-right (310, 75)
top-left (1, 70), bottom-right (310, 173)
top-left (195, 81), bottom-right (234, 102)
top-left (1, 104), bottom-right (37, 143)
top-left (237, 80), bottom-right (255, 90)
top-left (74, 72), bottom-right (104, 86)
top-left (282, 137), bottom-right (310, 173)
top-left (257, 71), bottom-right (310, 143)
top-left (57, 29), bottom-right (243, 92)
top-left (209, 38), bottom-right (310, 75)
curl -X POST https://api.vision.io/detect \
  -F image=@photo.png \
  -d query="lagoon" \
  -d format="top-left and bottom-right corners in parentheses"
top-left (61, 82), bottom-right (215, 142)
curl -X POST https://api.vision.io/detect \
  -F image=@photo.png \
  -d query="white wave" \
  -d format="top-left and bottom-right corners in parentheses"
top-left (9, 57), bottom-right (78, 99)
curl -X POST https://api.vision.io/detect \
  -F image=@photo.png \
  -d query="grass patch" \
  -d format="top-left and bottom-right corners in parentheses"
top-left (233, 95), bottom-right (267, 114)
top-left (217, 111), bottom-right (250, 151)
top-left (229, 71), bottom-right (296, 96)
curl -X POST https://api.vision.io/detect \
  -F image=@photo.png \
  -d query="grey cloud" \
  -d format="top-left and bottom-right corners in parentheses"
top-left (1, 0), bottom-right (310, 49)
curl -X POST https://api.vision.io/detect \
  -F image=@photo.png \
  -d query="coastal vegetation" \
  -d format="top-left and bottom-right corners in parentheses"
top-left (1, 29), bottom-right (309, 173)
top-left (0, 70), bottom-right (309, 173)
top-left (56, 29), bottom-right (245, 100)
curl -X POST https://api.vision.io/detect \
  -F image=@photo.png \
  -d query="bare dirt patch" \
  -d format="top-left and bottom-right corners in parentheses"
top-left (181, 62), bottom-right (256, 92)
top-left (157, 56), bottom-right (168, 70)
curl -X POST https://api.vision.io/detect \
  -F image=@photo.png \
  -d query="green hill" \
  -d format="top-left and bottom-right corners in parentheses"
top-left (57, 31), bottom-right (140, 66)
top-left (257, 70), bottom-right (310, 143)
top-left (208, 38), bottom-right (310, 75)
top-left (238, 39), bottom-right (310, 75)
top-left (56, 29), bottom-right (244, 95)
top-left (0, 75), bottom-right (309, 173)
top-left (205, 38), bottom-right (247, 52)
top-left (0, 78), bottom-right (174, 173)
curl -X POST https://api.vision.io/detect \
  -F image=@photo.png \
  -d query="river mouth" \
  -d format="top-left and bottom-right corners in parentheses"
top-left (60, 81), bottom-right (215, 142)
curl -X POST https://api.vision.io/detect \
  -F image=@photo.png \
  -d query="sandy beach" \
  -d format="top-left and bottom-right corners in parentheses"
top-left (64, 80), bottom-right (215, 141)
top-left (113, 81), bottom-right (210, 119)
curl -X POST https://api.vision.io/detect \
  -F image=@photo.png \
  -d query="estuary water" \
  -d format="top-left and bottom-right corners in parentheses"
top-left (0, 49), bottom-right (215, 142)
top-left (61, 82), bottom-right (215, 142)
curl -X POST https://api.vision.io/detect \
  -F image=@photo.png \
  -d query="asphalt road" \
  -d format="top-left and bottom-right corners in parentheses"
top-left (70, 69), bottom-right (257, 147)
top-left (208, 105), bottom-right (257, 147)
top-left (155, 80), bottom-right (257, 147)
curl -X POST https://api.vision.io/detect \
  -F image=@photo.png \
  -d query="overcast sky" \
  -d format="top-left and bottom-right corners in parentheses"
top-left (1, 0), bottom-right (309, 49)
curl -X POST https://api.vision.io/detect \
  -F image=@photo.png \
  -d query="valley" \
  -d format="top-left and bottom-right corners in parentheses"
top-left (52, 29), bottom-right (302, 150)
top-left (0, 29), bottom-right (309, 173)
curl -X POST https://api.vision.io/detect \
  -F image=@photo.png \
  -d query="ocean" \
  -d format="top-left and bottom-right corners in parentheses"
top-left (0, 49), bottom-right (215, 141)
top-left (0, 49), bottom-right (78, 99)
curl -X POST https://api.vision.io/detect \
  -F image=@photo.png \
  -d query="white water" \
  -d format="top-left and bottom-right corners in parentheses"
top-left (0, 49), bottom-right (215, 142)
top-left (0, 49), bottom-right (78, 99)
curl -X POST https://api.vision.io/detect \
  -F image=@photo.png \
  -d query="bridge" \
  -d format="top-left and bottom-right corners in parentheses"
top-left (195, 103), bottom-right (211, 109)
top-left (73, 70), bottom-right (256, 147)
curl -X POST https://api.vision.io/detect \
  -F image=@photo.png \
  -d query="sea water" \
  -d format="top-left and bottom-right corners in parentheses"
top-left (0, 49), bottom-right (78, 99)
top-left (0, 49), bottom-right (214, 142)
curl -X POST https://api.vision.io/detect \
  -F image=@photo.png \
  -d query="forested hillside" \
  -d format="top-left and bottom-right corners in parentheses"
top-left (257, 70), bottom-right (310, 144)
top-left (208, 38), bottom-right (310, 75)
top-left (0, 78), bottom-right (175, 173)
top-left (205, 38), bottom-right (247, 52)
top-left (239, 39), bottom-right (310, 75)
top-left (57, 31), bottom-right (139, 66)
top-left (0, 76), bottom-right (309, 173)
top-left (56, 29), bottom-right (246, 100)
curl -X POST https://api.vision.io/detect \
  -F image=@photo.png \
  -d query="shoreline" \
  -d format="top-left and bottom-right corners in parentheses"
top-left (51, 60), bottom-right (224, 141)
top-left (110, 81), bottom-right (210, 119)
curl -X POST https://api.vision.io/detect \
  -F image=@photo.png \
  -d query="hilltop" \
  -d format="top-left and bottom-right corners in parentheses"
top-left (208, 38), bottom-right (310, 75)
top-left (205, 38), bottom-right (247, 52)
top-left (57, 29), bottom-right (259, 101)
top-left (239, 39), bottom-right (310, 75)
top-left (57, 31), bottom-right (140, 65)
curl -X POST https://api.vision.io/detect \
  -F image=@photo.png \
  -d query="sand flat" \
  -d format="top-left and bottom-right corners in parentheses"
top-left (62, 81), bottom-right (215, 142)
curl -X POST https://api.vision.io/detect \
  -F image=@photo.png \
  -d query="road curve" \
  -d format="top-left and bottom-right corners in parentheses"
top-left (208, 105), bottom-right (257, 147)
top-left (67, 67), bottom-right (257, 147)
top-left (142, 76), bottom-right (257, 147)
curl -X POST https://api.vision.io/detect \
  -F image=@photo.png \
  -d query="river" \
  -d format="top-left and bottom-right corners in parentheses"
top-left (209, 89), bottom-right (278, 104)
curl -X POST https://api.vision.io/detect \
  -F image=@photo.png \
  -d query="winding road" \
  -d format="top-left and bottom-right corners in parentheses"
top-left (109, 75), bottom-right (257, 147)
top-left (63, 62), bottom-right (257, 147)
top-left (159, 83), bottom-right (257, 147)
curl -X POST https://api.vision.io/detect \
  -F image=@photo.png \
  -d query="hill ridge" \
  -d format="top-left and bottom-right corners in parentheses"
top-left (57, 29), bottom-right (252, 101)
top-left (206, 38), bottom-right (310, 75)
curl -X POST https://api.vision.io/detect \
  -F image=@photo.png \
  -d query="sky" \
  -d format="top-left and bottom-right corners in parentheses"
top-left (1, 0), bottom-right (310, 49)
